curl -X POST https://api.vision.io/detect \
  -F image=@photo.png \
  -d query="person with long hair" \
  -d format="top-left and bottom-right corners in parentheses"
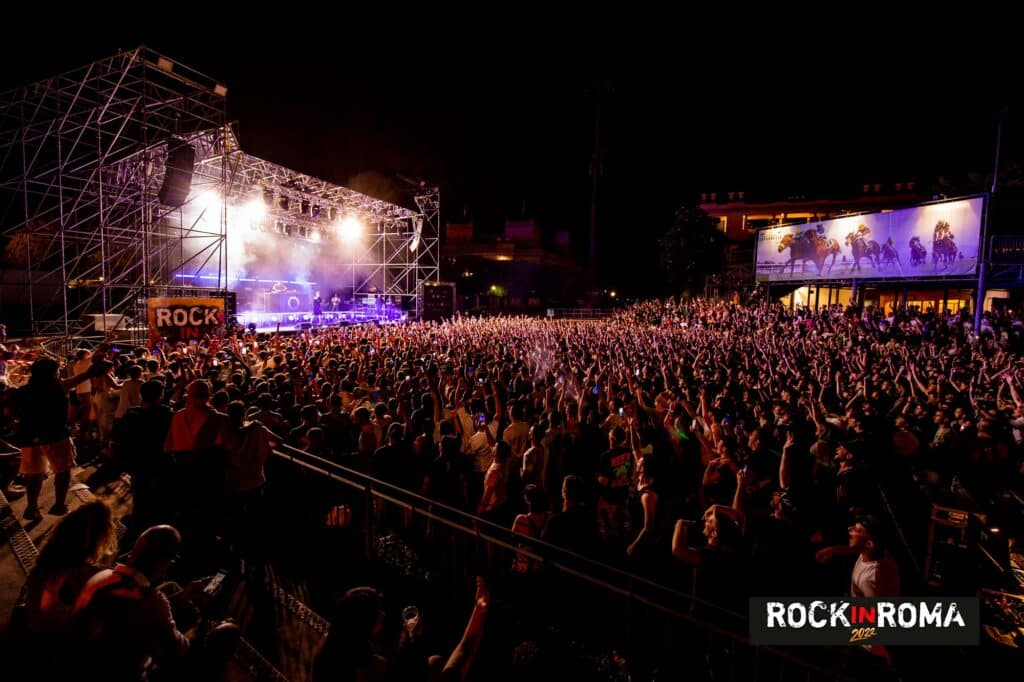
top-left (21, 500), bottom-right (117, 635)
top-left (511, 484), bottom-right (549, 575)
top-left (627, 456), bottom-right (667, 569)
top-left (4, 358), bottom-right (97, 521)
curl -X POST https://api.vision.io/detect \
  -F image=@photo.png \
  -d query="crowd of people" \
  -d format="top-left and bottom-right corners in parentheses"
top-left (3, 296), bottom-right (1024, 679)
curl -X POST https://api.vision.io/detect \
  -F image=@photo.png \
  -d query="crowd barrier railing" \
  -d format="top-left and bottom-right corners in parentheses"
top-left (269, 443), bottom-right (864, 681)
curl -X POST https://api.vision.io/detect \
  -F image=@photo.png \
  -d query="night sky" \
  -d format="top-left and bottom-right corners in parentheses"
top-left (1, 24), bottom-right (1018, 294)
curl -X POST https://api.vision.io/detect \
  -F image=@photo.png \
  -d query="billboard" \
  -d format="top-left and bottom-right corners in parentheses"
top-left (755, 196), bottom-right (984, 282)
top-left (147, 297), bottom-right (225, 345)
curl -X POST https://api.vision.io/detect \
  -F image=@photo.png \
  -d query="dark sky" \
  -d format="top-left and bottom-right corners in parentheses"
top-left (1, 23), bottom-right (1019, 292)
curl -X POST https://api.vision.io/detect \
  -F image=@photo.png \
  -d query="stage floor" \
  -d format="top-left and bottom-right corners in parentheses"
top-left (234, 309), bottom-right (406, 333)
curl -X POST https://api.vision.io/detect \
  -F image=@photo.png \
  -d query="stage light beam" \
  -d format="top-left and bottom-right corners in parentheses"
top-left (240, 199), bottom-right (265, 227)
top-left (338, 215), bottom-right (364, 243)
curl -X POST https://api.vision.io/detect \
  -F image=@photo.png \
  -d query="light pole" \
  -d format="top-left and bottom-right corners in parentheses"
top-left (974, 107), bottom-right (1007, 337)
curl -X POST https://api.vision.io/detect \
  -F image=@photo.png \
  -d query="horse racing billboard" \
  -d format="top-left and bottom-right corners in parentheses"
top-left (754, 196), bottom-right (984, 282)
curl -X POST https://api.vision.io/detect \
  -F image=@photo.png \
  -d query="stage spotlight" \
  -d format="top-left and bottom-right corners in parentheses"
top-left (263, 189), bottom-right (274, 205)
top-left (338, 215), bottom-right (363, 243)
top-left (279, 196), bottom-right (289, 211)
top-left (198, 190), bottom-right (222, 216)
top-left (311, 230), bottom-right (322, 243)
top-left (409, 216), bottom-right (423, 252)
top-left (301, 199), bottom-right (310, 216)
top-left (241, 199), bottom-right (265, 226)
top-left (312, 205), bottom-right (322, 219)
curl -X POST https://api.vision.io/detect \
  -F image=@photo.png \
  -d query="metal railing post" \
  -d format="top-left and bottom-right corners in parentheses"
top-left (363, 483), bottom-right (373, 561)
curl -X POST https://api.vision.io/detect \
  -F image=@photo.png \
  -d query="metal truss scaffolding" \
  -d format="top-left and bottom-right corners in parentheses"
top-left (0, 46), bottom-right (231, 342)
top-left (1, 46), bottom-right (439, 340)
top-left (207, 152), bottom-right (439, 318)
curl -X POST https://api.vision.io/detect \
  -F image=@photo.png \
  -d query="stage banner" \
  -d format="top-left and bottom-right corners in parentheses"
top-left (148, 297), bottom-right (225, 344)
top-left (755, 196), bottom-right (984, 282)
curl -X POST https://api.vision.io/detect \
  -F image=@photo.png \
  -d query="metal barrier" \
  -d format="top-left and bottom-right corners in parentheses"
top-left (269, 444), bottom-right (861, 681)
top-left (547, 308), bottom-right (616, 320)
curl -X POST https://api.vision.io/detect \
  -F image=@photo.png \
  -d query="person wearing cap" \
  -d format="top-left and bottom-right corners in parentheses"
top-left (816, 515), bottom-right (900, 665)
top-left (3, 358), bottom-right (98, 520)
top-left (846, 515), bottom-right (900, 598)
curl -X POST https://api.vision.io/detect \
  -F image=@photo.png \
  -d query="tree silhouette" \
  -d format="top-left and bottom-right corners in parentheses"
top-left (658, 204), bottom-right (726, 296)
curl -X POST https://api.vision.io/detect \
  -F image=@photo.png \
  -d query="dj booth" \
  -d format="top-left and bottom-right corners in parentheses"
top-left (915, 478), bottom-right (1024, 649)
top-left (263, 291), bottom-right (309, 313)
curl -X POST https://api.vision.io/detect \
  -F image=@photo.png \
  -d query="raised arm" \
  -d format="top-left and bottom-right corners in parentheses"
top-left (671, 519), bottom-right (702, 566)
top-left (627, 488), bottom-right (658, 558)
top-left (779, 430), bottom-right (795, 490)
top-left (1005, 372), bottom-right (1023, 408)
top-left (440, 578), bottom-right (490, 681)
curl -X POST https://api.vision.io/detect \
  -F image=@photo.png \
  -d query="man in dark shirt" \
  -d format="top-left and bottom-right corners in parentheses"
top-left (542, 475), bottom-right (596, 556)
top-left (425, 435), bottom-right (467, 509)
top-left (371, 423), bottom-right (409, 488)
top-left (113, 380), bottom-right (173, 526)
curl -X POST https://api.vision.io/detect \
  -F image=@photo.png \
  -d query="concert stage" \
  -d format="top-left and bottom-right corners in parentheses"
top-left (234, 307), bottom-right (406, 333)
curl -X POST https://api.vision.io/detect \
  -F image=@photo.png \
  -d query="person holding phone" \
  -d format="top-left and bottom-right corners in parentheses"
top-left (466, 411), bottom-right (495, 504)
top-left (596, 426), bottom-right (633, 548)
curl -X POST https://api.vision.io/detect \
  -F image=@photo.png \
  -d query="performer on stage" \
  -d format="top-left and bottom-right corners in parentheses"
top-left (330, 293), bottom-right (341, 311)
top-left (312, 290), bottom-right (323, 324)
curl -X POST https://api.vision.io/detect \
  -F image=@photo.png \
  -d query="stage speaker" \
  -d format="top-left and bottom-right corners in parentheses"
top-left (158, 139), bottom-right (196, 207)
top-left (224, 291), bottom-right (237, 318)
top-left (421, 282), bottom-right (456, 321)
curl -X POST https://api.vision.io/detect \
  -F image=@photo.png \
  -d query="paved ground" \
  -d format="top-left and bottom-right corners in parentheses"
top-left (0, 465), bottom-right (120, 629)
top-left (0, 463), bottom-right (306, 680)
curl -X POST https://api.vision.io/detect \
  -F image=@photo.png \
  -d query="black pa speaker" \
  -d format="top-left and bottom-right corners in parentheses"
top-left (224, 291), bottom-right (237, 318)
top-left (421, 282), bottom-right (456, 321)
top-left (158, 139), bottom-right (196, 207)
